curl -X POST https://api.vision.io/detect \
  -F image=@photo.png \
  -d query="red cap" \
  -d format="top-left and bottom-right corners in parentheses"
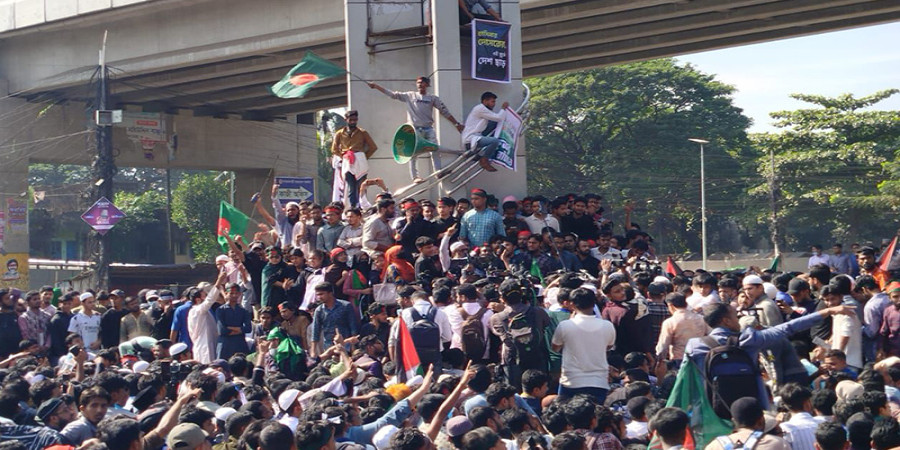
top-left (517, 230), bottom-right (532, 238)
top-left (330, 247), bottom-right (346, 259)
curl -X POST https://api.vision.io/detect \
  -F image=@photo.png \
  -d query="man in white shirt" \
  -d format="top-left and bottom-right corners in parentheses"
top-left (445, 284), bottom-right (492, 361)
top-left (188, 280), bottom-right (224, 364)
top-left (68, 292), bottom-right (102, 350)
top-left (808, 245), bottom-right (831, 269)
top-left (687, 272), bottom-right (721, 311)
top-left (551, 287), bottom-right (616, 403)
top-left (277, 389), bottom-right (302, 434)
top-left (778, 383), bottom-right (819, 450)
top-left (388, 290), bottom-right (452, 372)
top-left (461, 92), bottom-right (509, 173)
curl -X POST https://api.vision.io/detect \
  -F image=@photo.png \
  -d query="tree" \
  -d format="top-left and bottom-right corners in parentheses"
top-left (525, 59), bottom-right (754, 254)
top-left (108, 190), bottom-right (169, 263)
top-left (171, 173), bottom-right (228, 262)
top-left (748, 90), bottom-right (900, 247)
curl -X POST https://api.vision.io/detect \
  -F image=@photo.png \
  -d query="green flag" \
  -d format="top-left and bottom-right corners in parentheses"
top-left (530, 258), bottom-right (544, 285)
top-left (217, 201), bottom-right (249, 252)
top-left (666, 359), bottom-right (733, 449)
top-left (270, 51), bottom-right (347, 99)
top-left (769, 253), bottom-right (781, 272)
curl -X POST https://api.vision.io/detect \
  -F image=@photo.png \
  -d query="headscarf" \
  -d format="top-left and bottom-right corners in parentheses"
top-left (350, 254), bottom-right (371, 289)
top-left (267, 327), bottom-right (305, 375)
top-left (382, 245), bottom-right (415, 283)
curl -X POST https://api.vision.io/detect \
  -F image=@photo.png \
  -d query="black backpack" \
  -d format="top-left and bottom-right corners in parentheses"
top-left (409, 307), bottom-right (441, 366)
top-left (508, 305), bottom-right (544, 370)
top-left (459, 307), bottom-right (488, 360)
top-left (702, 335), bottom-right (760, 420)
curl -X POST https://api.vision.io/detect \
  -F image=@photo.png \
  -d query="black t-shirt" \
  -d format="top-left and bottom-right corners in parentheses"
top-left (243, 251), bottom-right (266, 305)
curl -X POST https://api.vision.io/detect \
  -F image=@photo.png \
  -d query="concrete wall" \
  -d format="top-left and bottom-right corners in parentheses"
top-left (1, 0), bottom-right (156, 32)
top-left (345, 0), bottom-right (527, 199)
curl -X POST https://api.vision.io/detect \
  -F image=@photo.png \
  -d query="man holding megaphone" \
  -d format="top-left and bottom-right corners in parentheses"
top-left (368, 76), bottom-right (465, 182)
top-left (331, 110), bottom-right (378, 208)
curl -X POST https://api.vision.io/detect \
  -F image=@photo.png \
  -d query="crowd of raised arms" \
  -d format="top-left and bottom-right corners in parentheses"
top-left (1, 185), bottom-right (900, 450)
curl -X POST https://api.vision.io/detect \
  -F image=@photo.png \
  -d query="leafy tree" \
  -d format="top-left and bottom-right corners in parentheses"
top-left (525, 59), bottom-right (754, 254)
top-left (171, 173), bottom-right (228, 262)
top-left (748, 90), bottom-right (900, 247)
top-left (108, 190), bottom-right (170, 262)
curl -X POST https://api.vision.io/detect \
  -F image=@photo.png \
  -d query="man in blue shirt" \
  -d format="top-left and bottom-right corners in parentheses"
top-left (459, 189), bottom-right (505, 248)
top-left (309, 282), bottom-right (357, 359)
top-left (684, 301), bottom-right (855, 410)
top-left (170, 287), bottom-right (203, 349)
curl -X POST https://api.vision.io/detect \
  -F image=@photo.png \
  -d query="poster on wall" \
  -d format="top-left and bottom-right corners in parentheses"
top-left (0, 253), bottom-right (28, 290)
top-left (6, 199), bottom-right (26, 234)
top-left (472, 19), bottom-right (511, 83)
top-left (274, 177), bottom-right (316, 206)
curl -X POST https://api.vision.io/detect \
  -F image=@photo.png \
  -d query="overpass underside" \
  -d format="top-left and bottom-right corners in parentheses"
top-left (2, 0), bottom-right (897, 122)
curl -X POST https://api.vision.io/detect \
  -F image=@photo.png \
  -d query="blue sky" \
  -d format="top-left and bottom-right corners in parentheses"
top-left (677, 21), bottom-right (900, 133)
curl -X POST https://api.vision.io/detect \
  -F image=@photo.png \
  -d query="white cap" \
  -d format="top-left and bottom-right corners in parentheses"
top-left (203, 367), bottom-right (226, 383)
top-left (170, 342), bottom-right (189, 357)
top-left (373, 425), bottom-right (399, 450)
top-left (742, 275), bottom-right (764, 286)
top-left (215, 255), bottom-right (230, 264)
top-left (215, 407), bottom-right (237, 422)
top-left (763, 282), bottom-right (778, 301)
top-left (133, 361), bottom-right (150, 374)
top-left (145, 290), bottom-right (159, 300)
top-left (450, 242), bottom-right (467, 253)
top-left (653, 276), bottom-right (671, 285)
top-left (278, 389), bottom-right (301, 412)
top-left (79, 292), bottom-right (94, 301)
top-left (406, 375), bottom-right (424, 387)
top-left (579, 283), bottom-right (597, 293)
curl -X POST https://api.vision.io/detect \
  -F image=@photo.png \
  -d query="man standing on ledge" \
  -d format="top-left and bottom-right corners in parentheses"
top-left (462, 92), bottom-right (509, 172)
top-left (332, 110), bottom-right (377, 208)
top-left (368, 77), bottom-right (465, 182)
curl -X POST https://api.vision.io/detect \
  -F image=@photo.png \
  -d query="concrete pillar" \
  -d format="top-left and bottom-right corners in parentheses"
top-left (344, 0), bottom-right (527, 201)
top-left (0, 80), bottom-right (32, 290)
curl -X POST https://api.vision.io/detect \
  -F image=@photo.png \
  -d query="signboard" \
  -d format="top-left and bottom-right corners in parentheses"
top-left (489, 108), bottom-right (523, 171)
top-left (81, 197), bottom-right (126, 235)
top-left (0, 253), bottom-right (28, 290)
top-left (6, 199), bottom-right (26, 234)
top-left (0, 210), bottom-right (5, 252)
top-left (120, 112), bottom-right (166, 147)
top-left (274, 177), bottom-right (316, 206)
top-left (472, 19), bottom-right (511, 83)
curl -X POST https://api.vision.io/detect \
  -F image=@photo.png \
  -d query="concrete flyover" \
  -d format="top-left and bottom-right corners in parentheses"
top-left (2, 0), bottom-right (898, 122)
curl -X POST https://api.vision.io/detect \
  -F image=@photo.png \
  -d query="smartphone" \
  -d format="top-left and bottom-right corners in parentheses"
top-left (69, 346), bottom-right (81, 357)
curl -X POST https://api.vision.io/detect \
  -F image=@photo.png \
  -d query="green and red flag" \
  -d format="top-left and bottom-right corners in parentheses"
top-left (270, 51), bottom-right (347, 99)
top-left (217, 201), bottom-right (249, 252)
top-left (395, 318), bottom-right (423, 383)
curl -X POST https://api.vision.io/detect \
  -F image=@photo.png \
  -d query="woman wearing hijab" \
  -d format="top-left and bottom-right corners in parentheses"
top-left (382, 245), bottom-right (415, 285)
top-left (325, 247), bottom-right (350, 299)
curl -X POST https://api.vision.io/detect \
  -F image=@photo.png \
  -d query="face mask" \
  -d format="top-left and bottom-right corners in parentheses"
top-left (812, 251), bottom-right (819, 256)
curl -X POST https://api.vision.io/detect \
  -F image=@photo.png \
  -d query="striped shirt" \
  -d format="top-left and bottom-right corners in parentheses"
top-left (459, 208), bottom-right (505, 247)
top-left (779, 412), bottom-right (818, 450)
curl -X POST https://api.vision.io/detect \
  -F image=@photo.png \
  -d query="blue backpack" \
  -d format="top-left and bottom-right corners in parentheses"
top-left (702, 335), bottom-right (759, 420)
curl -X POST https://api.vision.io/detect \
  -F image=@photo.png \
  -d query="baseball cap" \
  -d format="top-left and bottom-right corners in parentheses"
top-left (787, 278), bottom-right (810, 295)
top-left (167, 423), bottom-right (208, 450)
top-left (145, 290), bottom-right (160, 300)
top-left (110, 289), bottom-right (126, 297)
top-left (647, 282), bottom-right (667, 296)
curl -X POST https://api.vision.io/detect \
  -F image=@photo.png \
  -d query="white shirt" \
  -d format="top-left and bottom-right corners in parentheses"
top-left (779, 412), bottom-right (818, 450)
top-left (279, 415), bottom-right (299, 434)
top-left (461, 103), bottom-right (505, 148)
top-left (833, 313), bottom-right (864, 369)
top-left (626, 420), bottom-right (649, 440)
top-left (551, 312), bottom-right (616, 389)
top-left (523, 215), bottom-right (559, 234)
top-left (67, 311), bottom-right (101, 349)
top-left (445, 302), bottom-right (493, 359)
top-left (687, 290), bottom-right (720, 311)
top-left (388, 300), bottom-right (452, 348)
top-left (188, 287), bottom-right (220, 364)
top-left (808, 254), bottom-right (831, 268)
top-left (590, 247), bottom-right (621, 261)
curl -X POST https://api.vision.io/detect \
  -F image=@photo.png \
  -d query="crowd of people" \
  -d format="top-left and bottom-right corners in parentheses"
top-left (1, 185), bottom-right (899, 450)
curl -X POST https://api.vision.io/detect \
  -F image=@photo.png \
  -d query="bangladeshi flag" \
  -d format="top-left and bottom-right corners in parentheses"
top-left (395, 318), bottom-right (423, 383)
top-left (270, 51), bottom-right (347, 99)
top-left (217, 201), bottom-right (249, 252)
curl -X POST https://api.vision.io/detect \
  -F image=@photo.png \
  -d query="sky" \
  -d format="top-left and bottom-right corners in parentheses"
top-left (676, 21), bottom-right (900, 133)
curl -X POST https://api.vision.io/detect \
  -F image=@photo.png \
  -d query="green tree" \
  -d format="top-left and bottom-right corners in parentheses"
top-left (171, 173), bottom-right (228, 262)
top-left (108, 190), bottom-right (170, 262)
top-left (749, 89), bottom-right (900, 247)
top-left (525, 59), bottom-right (755, 254)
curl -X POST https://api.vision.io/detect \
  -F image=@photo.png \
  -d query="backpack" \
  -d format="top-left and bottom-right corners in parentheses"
top-left (409, 307), bottom-right (441, 366)
top-left (702, 335), bottom-right (760, 420)
top-left (508, 306), bottom-right (544, 370)
top-left (459, 307), bottom-right (488, 360)
top-left (715, 430), bottom-right (764, 450)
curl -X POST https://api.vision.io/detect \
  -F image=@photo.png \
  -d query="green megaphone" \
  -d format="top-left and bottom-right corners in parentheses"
top-left (392, 124), bottom-right (439, 164)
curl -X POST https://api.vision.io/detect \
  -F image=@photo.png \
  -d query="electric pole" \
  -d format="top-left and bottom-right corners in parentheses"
top-left (90, 31), bottom-right (115, 290)
top-left (768, 146), bottom-right (780, 257)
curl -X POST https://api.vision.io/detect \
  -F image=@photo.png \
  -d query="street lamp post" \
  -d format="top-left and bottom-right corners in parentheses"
top-left (689, 138), bottom-right (710, 270)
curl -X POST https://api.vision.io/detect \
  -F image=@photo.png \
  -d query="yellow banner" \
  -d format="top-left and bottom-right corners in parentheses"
top-left (0, 253), bottom-right (28, 290)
